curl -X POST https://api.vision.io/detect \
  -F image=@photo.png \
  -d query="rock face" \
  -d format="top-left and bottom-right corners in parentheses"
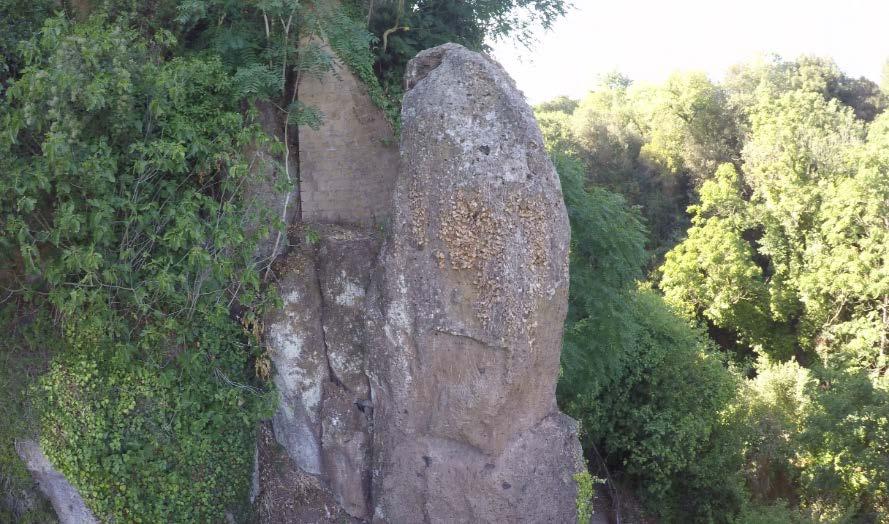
top-left (265, 225), bottom-right (379, 520)
top-left (15, 440), bottom-right (98, 524)
top-left (263, 43), bottom-right (584, 523)
top-left (364, 42), bottom-right (584, 523)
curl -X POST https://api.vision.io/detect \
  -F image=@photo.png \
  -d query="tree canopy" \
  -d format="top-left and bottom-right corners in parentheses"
top-left (542, 53), bottom-right (889, 522)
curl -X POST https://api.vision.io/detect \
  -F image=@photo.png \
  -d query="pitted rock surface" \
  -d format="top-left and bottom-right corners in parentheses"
top-left (366, 43), bottom-right (584, 523)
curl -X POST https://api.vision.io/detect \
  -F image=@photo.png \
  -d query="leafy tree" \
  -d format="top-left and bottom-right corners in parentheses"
top-left (0, 0), bottom-right (54, 87)
top-left (536, 94), bottom-right (579, 114)
top-left (555, 152), bottom-right (646, 402)
top-left (546, 54), bottom-right (889, 523)
top-left (735, 358), bottom-right (815, 502)
top-left (358, 0), bottom-right (571, 96)
top-left (636, 71), bottom-right (740, 184)
top-left (587, 289), bottom-right (745, 523)
top-left (551, 151), bottom-right (745, 522)
top-left (656, 53), bottom-right (889, 522)
top-left (797, 370), bottom-right (889, 520)
top-left (0, 15), bottom-right (275, 520)
top-left (660, 164), bottom-right (797, 360)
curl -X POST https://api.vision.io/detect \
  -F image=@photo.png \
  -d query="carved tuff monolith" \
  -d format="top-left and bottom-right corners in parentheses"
top-left (365, 43), bottom-right (584, 523)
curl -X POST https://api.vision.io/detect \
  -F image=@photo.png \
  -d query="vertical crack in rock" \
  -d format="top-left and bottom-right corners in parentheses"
top-left (315, 226), bottom-right (377, 519)
top-left (314, 263), bottom-right (344, 391)
top-left (265, 226), bottom-right (377, 520)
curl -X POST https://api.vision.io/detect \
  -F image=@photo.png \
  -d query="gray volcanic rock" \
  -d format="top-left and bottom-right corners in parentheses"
top-left (315, 227), bottom-right (378, 519)
top-left (366, 43), bottom-right (585, 523)
top-left (15, 440), bottom-right (98, 524)
top-left (267, 248), bottom-right (329, 476)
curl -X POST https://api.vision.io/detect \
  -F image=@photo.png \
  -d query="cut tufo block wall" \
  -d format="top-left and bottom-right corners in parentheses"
top-left (297, 43), bottom-right (399, 226)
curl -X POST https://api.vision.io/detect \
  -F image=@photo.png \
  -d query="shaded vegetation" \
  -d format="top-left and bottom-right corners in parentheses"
top-left (0, 0), bottom-right (572, 520)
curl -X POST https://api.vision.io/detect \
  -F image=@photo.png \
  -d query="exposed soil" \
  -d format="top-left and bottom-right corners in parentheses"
top-left (253, 422), bottom-right (360, 524)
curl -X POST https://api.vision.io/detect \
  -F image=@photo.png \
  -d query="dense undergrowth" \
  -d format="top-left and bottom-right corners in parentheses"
top-left (0, 10), bottom-right (280, 520)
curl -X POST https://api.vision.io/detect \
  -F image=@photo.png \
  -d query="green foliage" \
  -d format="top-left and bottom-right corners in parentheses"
top-left (734, 500), bottom-right (806, 524)
top-left (636, 71), bottom-right (740, 184)
top-left (1, 16), bottom-right (272, 315)
top-left (37, 307), bottom-right (274, 521)
top-left (544, 55), bottom-right (889, 522)
top-left (653, 54), bottom-right (889, 521)
top-left (732, 364), bottom-right (889, 521)
top-left (735, 358), bottom-right (814, 502)
top-left (588, 290), bottom-right (746, 522)
top-left (661, 57), bottom-right (888, 375)
top-left (0, 0), bottom-right (54, 86)
top-left (550, 148), bottom-right (745, 522)
top-left (796, 371), bottom-right (889, 519)
top-left (356, 0), bottom-right (569, 104)
top-left (660, 164), bottom-right (797, 360)
top-left (536, 73), bottom-right (727, 261)
top-left (0, 13), bottom-right (276, 520)
top-left (555, 152), bottom-right (646, 402)
top-left (322, 1), bottom-right (401, 127)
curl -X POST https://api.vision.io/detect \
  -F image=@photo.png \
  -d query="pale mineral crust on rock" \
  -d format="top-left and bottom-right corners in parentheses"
top-left (267, 247), bottom-right (329, 477)
top-left (366, 43), bottom-right (585, 523)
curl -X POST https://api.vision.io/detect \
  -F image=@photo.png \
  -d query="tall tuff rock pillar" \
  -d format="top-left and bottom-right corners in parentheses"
top-left (367, 43), bottom-right (585, 523)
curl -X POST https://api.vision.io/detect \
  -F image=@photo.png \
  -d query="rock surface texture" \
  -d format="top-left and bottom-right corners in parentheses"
top-left (15, 440), bottom-right (98, 524)
top-left (366, 42), bottom-right (584, 523)
top-left (264, 43), bottom-right (584, 523)
top-left (265, 225), bottom-right (378, 521)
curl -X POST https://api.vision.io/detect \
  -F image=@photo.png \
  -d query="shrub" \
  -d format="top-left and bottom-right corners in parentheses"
top-left (589, 290), bottom-right (746, 522)
top-left (1, 15), bottom-right (276, 520)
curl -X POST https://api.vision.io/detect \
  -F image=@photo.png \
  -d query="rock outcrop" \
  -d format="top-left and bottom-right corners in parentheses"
top-left (265, 225), bottom-right (379, 520)
top-left (366, 43), bottom-right (584, 523)
top-left (15, 440), bottom-right (98, 524)
top-left (264, 43), bottom-right (584, 523)
top-left (14, 32), bottom-right (585, 524)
